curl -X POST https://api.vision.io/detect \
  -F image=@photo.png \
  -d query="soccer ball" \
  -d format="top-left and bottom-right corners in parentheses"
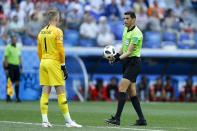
top-left (103, 45), bottom-right (116, 59)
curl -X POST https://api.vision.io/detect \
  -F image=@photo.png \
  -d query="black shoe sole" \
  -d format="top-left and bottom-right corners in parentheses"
top-left (104, 120), bottom-right (120, 126)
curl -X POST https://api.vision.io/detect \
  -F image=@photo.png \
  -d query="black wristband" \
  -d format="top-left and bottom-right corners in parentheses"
top-left (115, 53), bottom-right (121, 57)
top-left (114, 53), bottom-right (121, 62)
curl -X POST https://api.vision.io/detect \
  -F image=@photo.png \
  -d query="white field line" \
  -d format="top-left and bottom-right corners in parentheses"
top-left (151, 126), bottom-right (189, 130)
top-left (0, 120), bottom-right (190, 131)
top-left (87, 126), bottom-right (165, 131)
top-left (0, 121), bottom-right (164, 131)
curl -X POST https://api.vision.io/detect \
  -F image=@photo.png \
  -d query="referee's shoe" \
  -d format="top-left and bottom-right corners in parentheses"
top-left (104, 116), bottom-right (120, 126)
top-left (132, 119), bottom-right (147, 126)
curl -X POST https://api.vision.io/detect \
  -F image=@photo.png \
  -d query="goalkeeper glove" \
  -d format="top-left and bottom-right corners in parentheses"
top-left (114, 53), bottom-right (121, 63)
top-left (61, 64), bottom-right (68, 80)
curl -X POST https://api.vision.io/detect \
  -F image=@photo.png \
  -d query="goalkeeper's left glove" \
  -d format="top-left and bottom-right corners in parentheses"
top-left (61, 64), bottom-right (68, 80)
top-left (113, 53), bottom-right (121, 63)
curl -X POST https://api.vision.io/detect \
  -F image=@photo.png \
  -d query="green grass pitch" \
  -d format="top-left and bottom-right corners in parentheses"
top-left (0, 101), bottom-right (196, 131)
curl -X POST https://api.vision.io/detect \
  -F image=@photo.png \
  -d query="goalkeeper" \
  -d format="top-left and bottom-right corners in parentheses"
top-left (37, 9), bottom-right (82, 128)
top-left (104, 11), bottom-right (147, 126)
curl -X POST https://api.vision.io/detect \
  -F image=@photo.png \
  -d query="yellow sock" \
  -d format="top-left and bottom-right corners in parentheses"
top-left (40, 93), bottom-right (49, 122)
top-left (57, 93), bottom-right (71, 122)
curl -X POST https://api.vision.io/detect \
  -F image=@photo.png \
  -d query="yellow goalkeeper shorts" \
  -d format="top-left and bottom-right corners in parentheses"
top-left (39, 59), bottom-right (65, 86)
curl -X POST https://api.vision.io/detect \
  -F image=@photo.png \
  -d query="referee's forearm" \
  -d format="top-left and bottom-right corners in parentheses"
top-left (118, 47), bottom-right (123, 54)
top-left (119, 52), bottom-right (131, 60)
top-left (4, 56), bottom-right (8, 67)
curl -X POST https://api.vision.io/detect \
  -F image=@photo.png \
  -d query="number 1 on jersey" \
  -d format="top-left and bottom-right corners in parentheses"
top-left (44, 37), bottom-right (47, 52)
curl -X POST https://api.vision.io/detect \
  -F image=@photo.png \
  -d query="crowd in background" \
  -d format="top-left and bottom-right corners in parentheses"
top-left (1, 0), bottom-right (197, 102)
top-left (0, 0), bottom-right (197, 47)
top-left (88, 76), bottom-right (197, 102)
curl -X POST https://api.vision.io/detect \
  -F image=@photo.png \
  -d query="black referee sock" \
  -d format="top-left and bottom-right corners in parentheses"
top-left (130, 96), bottom-right (145, 120)
top-left (115, 92), bottom-right (127, 120)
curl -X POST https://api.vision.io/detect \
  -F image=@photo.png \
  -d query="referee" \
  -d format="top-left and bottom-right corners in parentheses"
top-left (3, 35), bottom-right (23, 102)
top-left (104, 11), bottom-right (147, 126)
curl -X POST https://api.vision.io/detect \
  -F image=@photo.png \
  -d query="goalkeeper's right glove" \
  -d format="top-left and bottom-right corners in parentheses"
top-left (61, 64), bottom-right (68, 80)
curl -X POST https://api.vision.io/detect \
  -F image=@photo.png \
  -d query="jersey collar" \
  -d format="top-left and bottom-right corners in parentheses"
top-left (127, 25), bottom-right (136, 32)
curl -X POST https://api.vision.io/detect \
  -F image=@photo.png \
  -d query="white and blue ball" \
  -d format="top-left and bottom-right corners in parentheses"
top-left (103, 45), bottom-right (116, 58)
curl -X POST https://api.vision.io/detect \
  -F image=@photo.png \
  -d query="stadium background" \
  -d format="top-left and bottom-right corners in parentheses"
top-left (0, 0), bottom-right (197, 101)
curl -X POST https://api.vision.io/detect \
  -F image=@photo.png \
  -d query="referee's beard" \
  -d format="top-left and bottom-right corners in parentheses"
top-left (11, 38), bottom-right (17, 46)
top-left (127, 23), bottom-right (135, 30)
top-left (12, 43), bottom-right (16, 46)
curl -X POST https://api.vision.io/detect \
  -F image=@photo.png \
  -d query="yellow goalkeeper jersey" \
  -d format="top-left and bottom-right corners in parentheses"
top-left (37, 24), bottom-right (65, 64)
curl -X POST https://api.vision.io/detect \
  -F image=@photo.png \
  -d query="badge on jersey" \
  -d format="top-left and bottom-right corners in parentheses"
top-left (132, 37), bottom-right (138, 44)
top-left (60, 37), bottom-right (63, 40)
top-left (125, 40), bottom-right (129, 46)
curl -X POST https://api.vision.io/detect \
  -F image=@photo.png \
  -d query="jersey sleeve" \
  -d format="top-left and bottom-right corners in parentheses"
top-left (4, 46), bottom-right (9, 56)
top-left (130, 36), bottom-right (139, 45)
top-left (56, 29), bottom-right (65, 64)
top-left (37, 36), bottom-right (42, 61)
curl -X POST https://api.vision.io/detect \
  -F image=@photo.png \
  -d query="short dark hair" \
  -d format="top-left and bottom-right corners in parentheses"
top-left (124, 11), bottom-right (136, 18)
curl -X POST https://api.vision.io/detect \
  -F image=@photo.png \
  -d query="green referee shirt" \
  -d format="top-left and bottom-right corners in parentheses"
top-left (4, 44), bottom-right (21, 65)
top-left (122, 26), bottom-right (143, 57)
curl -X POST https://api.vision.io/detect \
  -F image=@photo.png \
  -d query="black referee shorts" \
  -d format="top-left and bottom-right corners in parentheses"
top-left (122, 57), bottom-right (141, 83)
top-left (8, 64), bottom-right (20, 82)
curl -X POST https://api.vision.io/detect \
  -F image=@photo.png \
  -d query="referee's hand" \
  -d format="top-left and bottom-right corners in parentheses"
top-left (109, 57), bottom-right (115, 61)
top-left (61, 65), bottom-right (68, 80)
top-left (109, 57), bottom-right (115, 64)
top-left (109, 60), bottom-right (114, 65)
top-left (103, 56), bottom-right (115, 61)
top-left (108, 53), bottom-right (120, 64)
